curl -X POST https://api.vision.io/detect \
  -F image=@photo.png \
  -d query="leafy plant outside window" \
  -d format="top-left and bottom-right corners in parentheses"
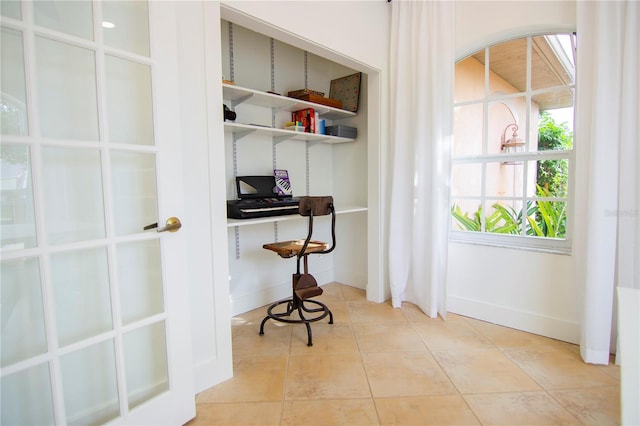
top-left (451, 109), bottom-right (571, 239)
top-left (537, 111), bottom-right (573, 197)
top-left (451, 184), bottom-right (567, 239)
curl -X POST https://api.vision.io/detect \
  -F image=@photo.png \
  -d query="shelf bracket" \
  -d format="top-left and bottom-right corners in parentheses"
top-left (231, 93), bottom-right (254, 108)
top-left (273, 135), bottom-right (294, 145)
top-left (307, 138), bottom-right (328, 147)
top-left (275, 101), bottom-right (298, 112)
top-left (234, 129), bottom-right (256, 141)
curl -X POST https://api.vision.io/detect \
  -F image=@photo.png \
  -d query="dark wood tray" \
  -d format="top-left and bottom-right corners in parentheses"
top-left (289, 93), bottom-right (343, 109)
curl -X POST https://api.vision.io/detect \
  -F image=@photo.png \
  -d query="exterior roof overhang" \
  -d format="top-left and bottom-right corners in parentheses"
top-left (471, 35), bottom-right (575, 110)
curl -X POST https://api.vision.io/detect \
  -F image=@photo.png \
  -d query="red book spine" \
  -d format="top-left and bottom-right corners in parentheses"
top-left (292, 108), bottom-right (315, 133)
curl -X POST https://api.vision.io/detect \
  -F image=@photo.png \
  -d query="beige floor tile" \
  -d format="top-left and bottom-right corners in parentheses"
top-left (399, 302), bottom-right (434, 322)
top-left (232, 306), bottom-right (271, 327)
top-left (315, 282), bottom-right (346, 302)
top-left (281, 399), bottom-right (379, 426)
top-left (441, 312), bottom-right (472, 322)
top-left (310, 300), bottom-right (350, 325)
top-left (464, 391), bottom-right (581, 425)
top-left (598, 363), bottom-right (621, 381)
top-left (375, 395), bottom-right (481, 425)
top-left (466, 318), bottom-right (573, 351)
top-left (597, 354), bottom-right (621, 381)
top-left (503, 346), bottom-right (619, 390)
top-left (340, 284), bottom-right (367, 301)
top-left (200, 282), bottom-right (622, 426)
top-left (400, 304), bottom-right (466, 323)
top-left (233, 323), bottom-right (292, 356)
top-left (348, 300), bottom-right (407, 323)
top-left (401, 305), bottom-right (472, 322)
top-left (256, 302), bottom-right (330, 333)
top-left (285, 352), bottom-right (371, 400)
top-left (197, 354), bottom-right (288, 403)
top-left (187, 402), bottom-right (282, 426)
top-left (412, 319), bottom-right (494, 352)
top-left (258, 303), bottom-right (341, 345)
top-left (549, 386), bottom-right (621, 425)
top-left (353, 321), bottom-right (429, 352)
top-left (331, 299), bottom-right (352, 323)
top-left (290, 323), bottom-right (358, 354)
top-left (433, 348), bottom-right (541, 394)
top-left (362, 351), bottom-right (457, 397)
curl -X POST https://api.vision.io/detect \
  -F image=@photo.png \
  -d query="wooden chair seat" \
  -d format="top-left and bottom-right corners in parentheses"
top-left (263, 240), bottom-right (329, 258)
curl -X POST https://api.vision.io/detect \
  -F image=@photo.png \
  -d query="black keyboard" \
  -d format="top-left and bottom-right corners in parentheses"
top-left (227, 197), bottom-right (301, 219)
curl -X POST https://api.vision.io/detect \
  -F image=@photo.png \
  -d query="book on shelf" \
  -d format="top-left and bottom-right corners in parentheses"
top-left (292, 108), bottom-right (315, 133)
top-left (274, 169), bottom-right (292, 196)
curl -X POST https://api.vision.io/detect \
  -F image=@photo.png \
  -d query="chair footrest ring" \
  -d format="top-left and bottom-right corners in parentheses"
top-left (262, 299), bottom-right (331, 324)
top-left (259, 298), bottom-right (334, 346)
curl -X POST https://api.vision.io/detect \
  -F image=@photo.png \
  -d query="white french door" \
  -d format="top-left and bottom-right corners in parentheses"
top-left (1, 1), bottom-right (194, 425)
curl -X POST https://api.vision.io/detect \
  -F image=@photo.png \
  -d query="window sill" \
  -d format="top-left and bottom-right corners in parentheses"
top-left (448, 231), bottom-right (572, 255)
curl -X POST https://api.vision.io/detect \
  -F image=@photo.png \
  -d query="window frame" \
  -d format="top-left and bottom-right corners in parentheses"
top-left (450, 34), bottom-right (575, 254)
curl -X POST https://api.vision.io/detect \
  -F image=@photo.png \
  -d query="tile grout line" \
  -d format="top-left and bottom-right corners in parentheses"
top-left (278, 324), bottom-right (293, 426)
top-left (328, 284), bottom-right (381, 425)
top-left (408, 319), bottom-right (485, 425)
top-left (454, 316), bottom-right (596, 424)
top-left (348, 294), bottom-right (384, 426)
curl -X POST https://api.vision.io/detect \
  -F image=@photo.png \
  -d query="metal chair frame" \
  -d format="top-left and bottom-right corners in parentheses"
top-left (259, 198), bottom-right (336, 346)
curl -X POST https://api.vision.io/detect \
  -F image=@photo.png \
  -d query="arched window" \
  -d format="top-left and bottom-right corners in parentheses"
top-left (450, 34), bottom-right (576, 253)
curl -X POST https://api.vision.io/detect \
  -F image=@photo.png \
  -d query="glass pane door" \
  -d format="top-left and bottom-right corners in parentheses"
top-left (1, 2), bottom-right (192, 424)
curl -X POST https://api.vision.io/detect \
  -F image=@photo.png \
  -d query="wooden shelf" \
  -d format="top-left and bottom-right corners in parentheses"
top-left (224, 122), bottom-right (354, 144)
top-left (223, 83), bottom-right (356, 120)
top-left (226, 205), bottom-right (367, 228)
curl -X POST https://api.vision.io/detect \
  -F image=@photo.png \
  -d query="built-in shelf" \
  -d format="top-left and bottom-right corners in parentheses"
top-left (223, 83), bottom-right (356, 120)
top-left (226, 205), bottom-right (367, 228)
top-left (224, 122), bottom-right (354, 144)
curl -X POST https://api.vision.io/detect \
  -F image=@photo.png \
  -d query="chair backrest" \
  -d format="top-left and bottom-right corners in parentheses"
top-left (298, 196), bottom-right (334, 216)
top-left (298, 196), bottom-right (336, 257)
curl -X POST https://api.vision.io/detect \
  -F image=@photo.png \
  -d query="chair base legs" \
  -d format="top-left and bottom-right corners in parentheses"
top-left (259, 296), bottom-right (333, 346)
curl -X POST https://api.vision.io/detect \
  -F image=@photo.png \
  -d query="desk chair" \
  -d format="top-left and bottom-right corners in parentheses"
top-left (260, 196), bottom-right (336, 346)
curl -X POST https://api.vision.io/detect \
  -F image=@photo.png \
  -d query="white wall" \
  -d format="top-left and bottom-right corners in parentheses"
top-left (220, 1), bottom-right (391, 303)
top-left (220, 0), bottom-right (389, 72)
top-left (449, 1), bottom-right (579, 343)
top-left (455, 1), bottom-right (577, 59)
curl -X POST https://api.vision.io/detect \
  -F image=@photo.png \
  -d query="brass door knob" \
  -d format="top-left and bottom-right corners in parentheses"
top-left (144, 217), bottom-right (182, 233)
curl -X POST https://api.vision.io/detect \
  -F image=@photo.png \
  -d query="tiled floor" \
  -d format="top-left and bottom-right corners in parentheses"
top-left (189, 283), bottom-right (621, 425)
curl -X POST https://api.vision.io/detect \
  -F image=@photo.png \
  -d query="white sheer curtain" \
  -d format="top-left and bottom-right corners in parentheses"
top-left (388, 1), bottom-right (454, 317)
top-left (575, 1), bottom-right (639, 365)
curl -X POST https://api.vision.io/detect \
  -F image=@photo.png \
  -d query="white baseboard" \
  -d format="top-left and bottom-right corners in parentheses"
top-left (230, 270), bottom-right (333, 316)
top-left (231, 282), bottom-right (290, 317)
top-left (447, 295), bottom-right (580, 344)
top-left (617, 287), bottom-right (640, 425)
